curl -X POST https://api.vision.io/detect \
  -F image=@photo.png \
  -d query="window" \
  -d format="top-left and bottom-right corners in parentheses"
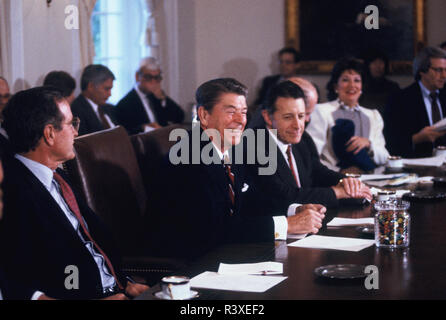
top-left (92, 0), bottom-right (151, 104)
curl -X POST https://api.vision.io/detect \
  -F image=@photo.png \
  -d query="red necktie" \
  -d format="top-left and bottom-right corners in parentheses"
top-left (53, 172), bottom-right (124, 290)
top-left (430, 91), bottom-right (441, 124)
top-left (223, 157), bottom-right (235, 215)
top-left (286, 146), bottom-right (301, 187)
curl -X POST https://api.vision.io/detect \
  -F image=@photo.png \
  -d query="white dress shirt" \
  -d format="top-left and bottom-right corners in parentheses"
top-left (134, 85), bottom-right (157, 127)
top-left (15, 154), bottom-right (116, 299)
top-left (85, 97), bottom-right (116, 129)
top-left (419, 80), bottom-right (444, 125)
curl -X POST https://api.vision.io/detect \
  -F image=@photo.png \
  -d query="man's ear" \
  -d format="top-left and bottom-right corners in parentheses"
top-left (135, 71), bottom-right (140, 83)
top-left (262, 109), bottom-right (273, 128)
top-left (42, 124), bottom-right (56, 147)
top-left (197, 106), bottom-right (209, 127)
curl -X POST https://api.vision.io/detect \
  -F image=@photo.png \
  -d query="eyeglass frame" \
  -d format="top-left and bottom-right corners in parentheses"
top-left (140, 73), bottom-right (163, 82)
top-left (429, 66), bottom-right (446, 74)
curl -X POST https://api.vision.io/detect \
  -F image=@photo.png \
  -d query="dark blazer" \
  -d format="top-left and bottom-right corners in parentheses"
top-left (254, 75), bottom-right (281, 106)
top-left (116, 89), bottom-right (185, 135)
top-left (384, 82), bottom-right (446, 158)
top-left (71, 95), bottom-right (117, 136)
top-left (0, 132), bottom-right (12, 158)
top-left (147, 129), bottom-right (275, 261)
top-left (0, 158), bottom-right (126, 300)
top-left (244, 127), bottom-right (344, 212)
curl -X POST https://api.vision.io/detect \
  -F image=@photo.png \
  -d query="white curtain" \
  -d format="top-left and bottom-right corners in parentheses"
top-left (145, 0), bottom-right (159, 59)
top-left (0, 0), bottom-right (11, 80)
top-left (79, 0), bottom-right (97, 67)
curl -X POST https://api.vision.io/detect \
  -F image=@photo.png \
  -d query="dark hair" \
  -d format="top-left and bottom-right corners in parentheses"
top-left (440, 41), bottom-right (446, 50)
top-left (279, 47), bottom-right (301, 63)
top-left (263, 80), bottom-right (305, 114)
top-left (2, 87), bottom-right (65, 153)
top-left (413, 46), bottom-right (446, 81)
top-left (363, 49), bottom-right (390, 75)
top-left (196, 78), bottom-right (248, 113)
top-left (80, 64), bottom-right (115, 91)
top-left (326, 58), bottom-right (364, 101)
top-left (43, 71), bottom-right (76, 98)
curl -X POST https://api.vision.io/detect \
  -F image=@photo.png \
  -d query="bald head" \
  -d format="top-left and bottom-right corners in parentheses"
top-left (0, 77), bottom-right (11, 114)
top-left (288, 77), bottom-right (318, 126)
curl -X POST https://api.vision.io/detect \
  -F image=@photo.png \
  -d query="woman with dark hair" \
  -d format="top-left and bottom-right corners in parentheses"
top-left (306, 58), bottom-right (389, 173)
top-left (359, 50), bottom-right (400, 114)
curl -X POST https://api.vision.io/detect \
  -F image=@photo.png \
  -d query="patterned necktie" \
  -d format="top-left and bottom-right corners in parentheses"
top-left (53, 172), bottom-right (123, 290)
top-left (286, 145), bottom-right (301, 187)
top-left (98, 105), bottom-right (111, 129)
top-left (430, 91), bottom-right (441, 124)
top-left (223, 156), bottom-right (235, 215)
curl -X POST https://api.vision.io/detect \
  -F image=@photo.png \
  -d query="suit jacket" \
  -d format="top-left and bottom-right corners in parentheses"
top-left (244, 128), bottom-right (344, 212)
top-left (0, 132), bottom-right (12, 158)
top-left (384, 82), bottom-right (446, 158)
top-left (147, 128), bottom-right (274, 261)
top-left (0, 158), bottom-right (126, 300)
top-left (116, 89), bottom-right (185, 135)
top-left (254, 74), bottom-right (281, 106)
top-left (71, 95), bottom-right (117, 136)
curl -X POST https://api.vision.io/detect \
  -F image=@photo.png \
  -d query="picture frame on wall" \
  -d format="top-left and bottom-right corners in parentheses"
top-left (285, 0), bottom-right (427, 74)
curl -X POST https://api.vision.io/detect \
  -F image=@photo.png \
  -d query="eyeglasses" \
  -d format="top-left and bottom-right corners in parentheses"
top-left (141, 74), bottom-right (163, 82)
top-left (429, 67), bottom-right (446, 74)
top-left (0, 93), bottom-right (11, 100)
top-left (70, 117), bottom-right (80, 131)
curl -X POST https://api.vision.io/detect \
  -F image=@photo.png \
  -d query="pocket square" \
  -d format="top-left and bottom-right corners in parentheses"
top-left (242, 183), bottom-right (249, 192)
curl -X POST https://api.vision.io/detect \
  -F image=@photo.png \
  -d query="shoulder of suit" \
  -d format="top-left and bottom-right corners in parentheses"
top-left (116, 89), bottom-right (140, 106)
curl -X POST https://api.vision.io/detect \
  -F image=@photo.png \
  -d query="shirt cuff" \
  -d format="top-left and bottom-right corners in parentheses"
top-left (272, 216), bottom-right (288, 240)
top-left (287, 203), bottom-right (302, 216)
top-left (31, 291), bottom-right (45, 300)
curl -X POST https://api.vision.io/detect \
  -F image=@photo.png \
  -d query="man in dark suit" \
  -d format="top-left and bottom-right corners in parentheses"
top-left (384, 46), bottom-right (446, 158)
top-left (253, 47), bottom-right (301, 107)
top-left (248, 80), bottom-right (371, 211)
top-left (0, 87), bottom-right (147, 300)
top-left (71, 65), bottom-right (118, 136)
top-left (116, 57), bottom-right (184, 135)
top-left (149, 78), bottom-right (326, 261)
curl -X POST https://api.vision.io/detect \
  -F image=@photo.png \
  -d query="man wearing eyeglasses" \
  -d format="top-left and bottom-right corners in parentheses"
top-left (116, 57), bottom-right (185, 135)
top-left (0, 87), bottom-right (148, 299)
top-left (384, 46), bottom-right (446, 158)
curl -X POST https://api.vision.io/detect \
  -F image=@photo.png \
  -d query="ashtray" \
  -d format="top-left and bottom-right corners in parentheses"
top-left (314, 264), bottom-right (367, 280)
top-left (402, 190), bottom-right (446, 202)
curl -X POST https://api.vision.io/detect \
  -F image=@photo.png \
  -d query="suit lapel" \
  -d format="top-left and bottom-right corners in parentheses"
top-left (131, 89), bottom-right (150, 123)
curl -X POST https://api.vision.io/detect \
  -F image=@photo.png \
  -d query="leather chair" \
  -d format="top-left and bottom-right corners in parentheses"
top-left (64, 126), bottom-right (185, 284)
top-left (130, 123), bottom-right (191, 198)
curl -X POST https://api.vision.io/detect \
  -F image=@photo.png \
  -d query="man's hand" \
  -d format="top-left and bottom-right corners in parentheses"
top-left (331, 177), bottom-right (372, 200)
top-left (412, 126), bottom-right (446, 144)
top-left (345, 136), bottom-right (371, 154)
top-left (125, 281), bottom-right (149, 298)
top-left (287, 204), bottom-right (326, 235)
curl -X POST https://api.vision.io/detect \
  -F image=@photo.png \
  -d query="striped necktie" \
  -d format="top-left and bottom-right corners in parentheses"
top-left (286, 145), bottom-right (301, 187)
top-left (223, 156), bottom-right (235, 215)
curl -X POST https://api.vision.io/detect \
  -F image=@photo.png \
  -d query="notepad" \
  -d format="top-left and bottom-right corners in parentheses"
top-left (327, 217), bottom-right (374, 227)
top-left (218, 262), bottom-right (283, 275)
top-left (288, 235), bottom-right (375, 252)
top-left (190, 271), bottom-right (287, 293)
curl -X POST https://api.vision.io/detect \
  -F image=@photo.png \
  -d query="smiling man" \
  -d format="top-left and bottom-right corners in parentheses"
top-left (384, 46), bottom-right (446, 158)
top-left (246, 80), bottom-right (371, 211)
top-left (148, 78), bottom-right (326, 261)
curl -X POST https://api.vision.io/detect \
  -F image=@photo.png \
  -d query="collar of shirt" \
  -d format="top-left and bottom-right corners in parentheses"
top-left (338, 99), bottom-right (360, 112)
top-left (211, 141), bottom-right (230, 163)
top-left (267, 128), bottom-right (291, 155)
top-left (418, 80), bottom-right (439, 99)
top-left (15, 154), bottom-right (55, 190)
top-left (0, 125), bottom-right (8, 139)
top-left (85, 96), bottom-right (100, 117)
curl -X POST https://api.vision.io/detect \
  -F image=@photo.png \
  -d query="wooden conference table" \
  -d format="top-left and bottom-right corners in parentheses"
top-left (137, 166), bottom-right (446, 300)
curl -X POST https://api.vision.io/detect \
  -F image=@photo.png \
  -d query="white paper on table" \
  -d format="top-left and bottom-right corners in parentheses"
top-left (370, 187), bottom-right (411, 198)
top-left (327, 217), bottom-right (374, 227)
top-left (402, 154), bottom-right (446, 167)
top-left (365, 174), bottom-right (418, 187)
top-left (288, 235), bottom-right (375, 252)
top-left (190, 271), bottom-right (287, 293)
top-left (218, 262), bottom-right (283, 275)
top-left (360, 173), bottom-right (406, 181)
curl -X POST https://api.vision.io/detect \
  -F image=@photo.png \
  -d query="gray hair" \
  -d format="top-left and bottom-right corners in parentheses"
top-left (80, 64), bottom-right (115, 91)
top-left (137, 57), bottom-right (161, 74)
top-left (413, 46), bottom-right (446, 81)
